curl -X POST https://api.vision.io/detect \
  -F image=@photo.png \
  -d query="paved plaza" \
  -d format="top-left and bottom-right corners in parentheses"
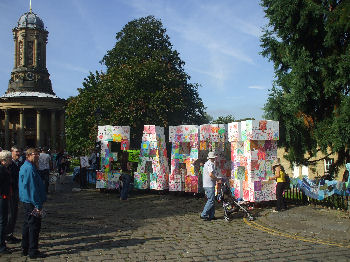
top-left (2, 176), bottom-right (350, 262)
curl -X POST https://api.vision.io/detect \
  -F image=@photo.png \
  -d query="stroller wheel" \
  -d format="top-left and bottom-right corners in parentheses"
top-left (248, 216), bottom-right (254, 221)
top-left (224, 216), bottom-right (230, 222)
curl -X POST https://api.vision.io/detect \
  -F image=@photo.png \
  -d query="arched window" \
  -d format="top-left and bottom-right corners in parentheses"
top-left (27, 41), bottom-right (34, 66)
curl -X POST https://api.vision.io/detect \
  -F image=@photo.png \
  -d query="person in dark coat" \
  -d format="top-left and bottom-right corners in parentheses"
top-left (5, 146), bottom-right (22, 244)
top-left (119, 151), bottom-right (131, 200)
top-left (0, 150), bottom-right (13, 255)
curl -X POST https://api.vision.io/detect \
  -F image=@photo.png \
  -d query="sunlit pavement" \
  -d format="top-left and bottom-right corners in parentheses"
top-left (3, 176), bottom-right (350, 262)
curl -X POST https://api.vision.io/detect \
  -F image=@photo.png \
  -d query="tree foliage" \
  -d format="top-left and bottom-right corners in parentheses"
top-left (211, 114), bottom-right (235, 124)
top-left (261, 0), bottom-right (350, 168)
top-left (66, 16), bottom-right (206, 155)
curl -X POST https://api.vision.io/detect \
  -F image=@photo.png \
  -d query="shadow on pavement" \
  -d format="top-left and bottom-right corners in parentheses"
top-left (45, 236), bottom-right (161, 257)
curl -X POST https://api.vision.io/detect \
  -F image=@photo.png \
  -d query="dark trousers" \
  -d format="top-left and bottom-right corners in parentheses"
top-left (39, 170), bottom-right (50, 194)
top-left (22, 203), bottom-right (41, 255)
top-left (6, 191), bottom-right (19, 236)
top-left (80, 167), bottom-right (87, 188)
top-left (276, 182), bottom-right (286, 211)
top-left (120, 174), bottom-right (131, 200)
top-left (0, 198), bottom-right (8, 251)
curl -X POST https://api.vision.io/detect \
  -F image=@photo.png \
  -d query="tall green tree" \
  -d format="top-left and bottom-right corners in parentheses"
top-left (66, 16), bottom-right (206, 155)
top-left (261, 0), bottom-right (350, 169)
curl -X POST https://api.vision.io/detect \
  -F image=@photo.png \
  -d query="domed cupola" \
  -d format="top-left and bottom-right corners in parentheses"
top-left (17, 11), bottom-right (45, 30)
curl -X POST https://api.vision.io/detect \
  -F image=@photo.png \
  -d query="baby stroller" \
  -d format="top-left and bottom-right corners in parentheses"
top-left (217, 180), bottom-right (254, 221)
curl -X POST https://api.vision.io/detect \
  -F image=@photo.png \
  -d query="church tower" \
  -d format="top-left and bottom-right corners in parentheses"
top-left (8, 7), bottom-right (54, 94)
top-left (0, 4), bottom-right (65, 151)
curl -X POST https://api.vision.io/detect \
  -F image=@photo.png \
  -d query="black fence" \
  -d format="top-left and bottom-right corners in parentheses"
top-left (284, 185), bottom-right (349, 211)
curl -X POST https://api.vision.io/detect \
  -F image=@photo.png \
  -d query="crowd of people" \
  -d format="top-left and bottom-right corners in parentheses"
top-left (0, 146), bottom-right (69, 259)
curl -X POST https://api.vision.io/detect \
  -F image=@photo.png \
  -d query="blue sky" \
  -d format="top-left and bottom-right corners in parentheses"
top-left (0, 0), bottom-right (275, 120)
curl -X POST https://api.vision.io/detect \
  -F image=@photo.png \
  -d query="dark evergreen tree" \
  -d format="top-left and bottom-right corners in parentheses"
top-left (261, 0), bottom-right (350, 170)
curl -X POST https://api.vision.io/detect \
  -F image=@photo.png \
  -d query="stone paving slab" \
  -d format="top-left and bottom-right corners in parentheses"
top-left (254, 204), bottom-right (350, 245)
top-left (1, 176), bottom-right (350, 261)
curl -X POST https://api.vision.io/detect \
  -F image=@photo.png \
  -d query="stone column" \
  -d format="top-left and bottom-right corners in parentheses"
top-left (19, 109), bottom-right (24, 148)
top-left (21, 33), bottom-right (26, 66)
top-left (59, 111), bottom-right (65, 150)
top-left (51, 110), bottom-right (56, 151)
top-left (43, 37), bottom-right (47, 69)
top-left (36, 110), bottom-right (41, 148)
top-left (4, 109), bottom-right (9, 150)
top-left (34, 34), bottom-right (38, 67)
top-left (13, 34), bottom-right (18, 68)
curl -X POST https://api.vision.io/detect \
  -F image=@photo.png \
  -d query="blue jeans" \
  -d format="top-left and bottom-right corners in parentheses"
top-left (201, 187), bottom-right (215, 219)
top-left (120, 174), bottom-right (131, 200)
top-left (87, 168), bottom-right (96, 184)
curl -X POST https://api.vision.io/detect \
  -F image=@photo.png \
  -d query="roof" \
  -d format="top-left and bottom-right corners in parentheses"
top-left (1, 92), bottom-right (60, 99)
top-left (17, 11), bottom-right (44, 29)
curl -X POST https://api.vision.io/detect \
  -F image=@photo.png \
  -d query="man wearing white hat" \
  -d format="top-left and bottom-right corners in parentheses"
top-left (200, 152), bottom-right (220, 221)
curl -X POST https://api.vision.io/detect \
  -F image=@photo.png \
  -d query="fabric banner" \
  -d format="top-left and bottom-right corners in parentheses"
top-left (296, 177), bottom-right (349, 200)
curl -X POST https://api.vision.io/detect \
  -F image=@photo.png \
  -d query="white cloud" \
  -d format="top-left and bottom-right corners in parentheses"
top-left (191, 67), bottom-right (225, 81)
top-left (234, 18), bottom-right (262, 38)
top-left (123, 0), bottom-right (254, 90)
top-left (198, 2), bottom-right (263, 38)
top-left (167, 14), bottom-right (254, 65)
top-left (248, 85), bottom-right (265, 90)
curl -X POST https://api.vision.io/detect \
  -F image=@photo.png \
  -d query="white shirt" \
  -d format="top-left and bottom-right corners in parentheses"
top-left (202, 159), bottom-right (216, 188)
top-left (38, 153), bottom-right (51, 170)
top-left (80, 156), bottom-right (89, 168)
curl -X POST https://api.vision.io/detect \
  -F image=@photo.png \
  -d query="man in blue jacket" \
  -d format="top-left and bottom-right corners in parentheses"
top-left (19, 148), bottom-right (46, 259)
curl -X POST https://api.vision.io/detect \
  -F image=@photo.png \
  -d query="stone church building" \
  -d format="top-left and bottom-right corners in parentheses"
top-left (0, 7), bottom-right (65, 151)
